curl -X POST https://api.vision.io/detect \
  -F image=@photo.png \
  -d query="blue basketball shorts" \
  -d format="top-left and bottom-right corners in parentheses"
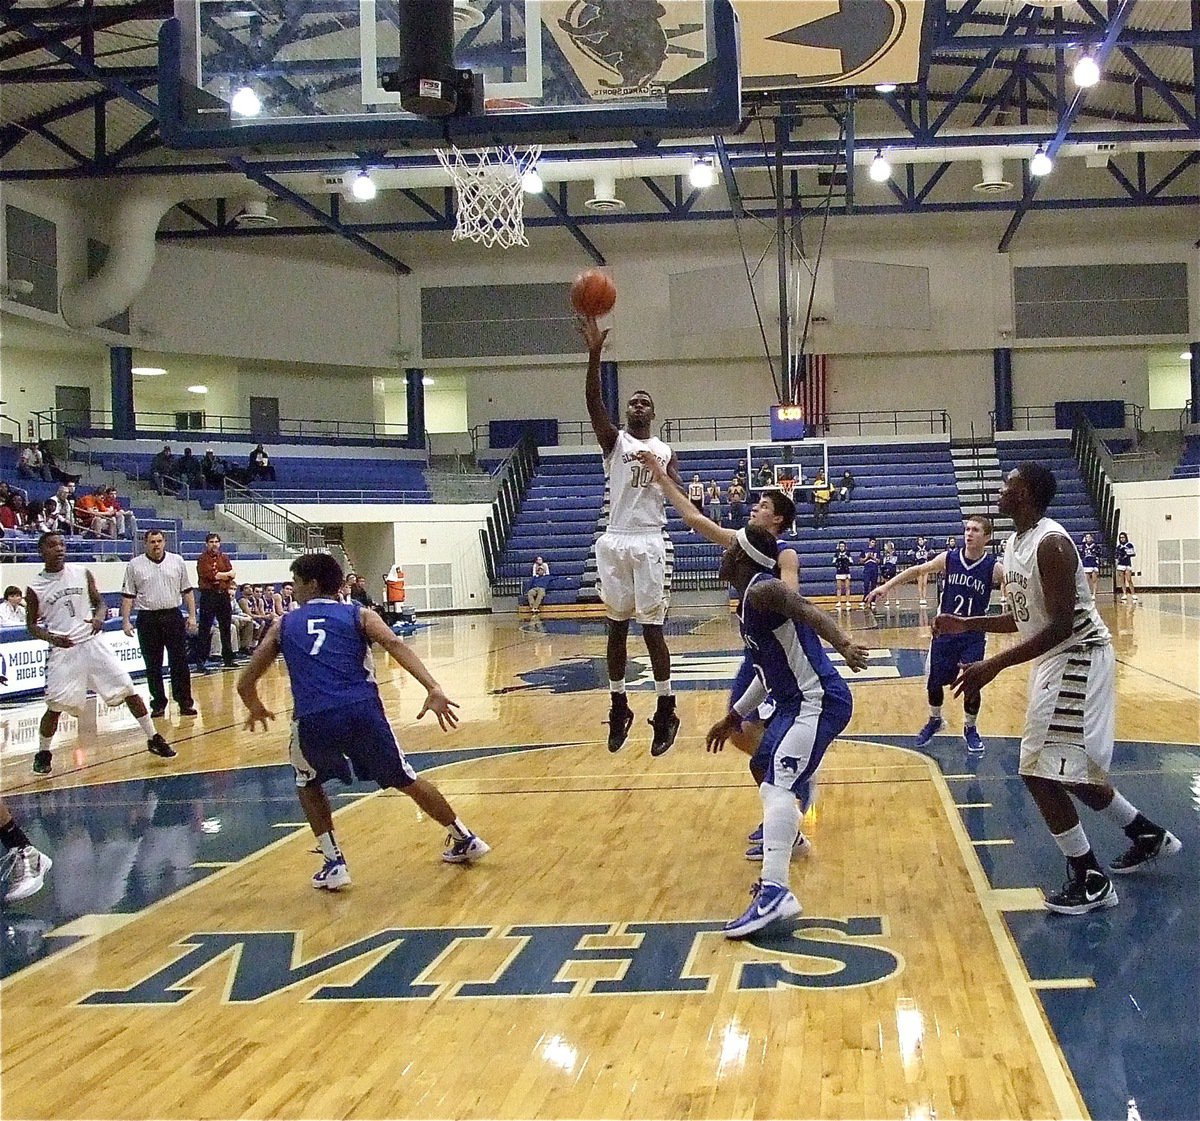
top-left (289, 695), bottom-right (417, 790)
top-left (927, 632), bottom-right (987, 689)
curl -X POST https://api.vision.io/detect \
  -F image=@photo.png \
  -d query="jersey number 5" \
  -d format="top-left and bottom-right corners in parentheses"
top-left (307, 618), bottom-right (327, 656)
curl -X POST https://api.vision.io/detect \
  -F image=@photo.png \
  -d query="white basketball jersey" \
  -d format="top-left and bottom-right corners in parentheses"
top-left (28, 563), bottom-right (94, 643)
top-left (603, 429), bottom-right (672, 533)
top-left (1002, 517), bottom-right (1109, 661)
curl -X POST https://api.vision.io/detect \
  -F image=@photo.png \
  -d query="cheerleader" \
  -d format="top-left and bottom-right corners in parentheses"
top-left (860, 537), bottom-right (880, 606)
top-left (833, 541), bottom-right (853, 610)
top-left (879, 540), bottom-right (899, 605)
top-left (1115, 531), bottom-right (1137, 601)
top-left (1079, 532), bottom-right (1100, 597)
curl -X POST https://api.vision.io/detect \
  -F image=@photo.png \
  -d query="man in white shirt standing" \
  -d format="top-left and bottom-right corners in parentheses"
top-left (936, 462), bottom-right (1180, 915)
top-left (582, 315), bottom-right (682, 758)
top-left (120, 530), bottom-right (199, 719)
top-left (25, 532), bottom-right (175, 774)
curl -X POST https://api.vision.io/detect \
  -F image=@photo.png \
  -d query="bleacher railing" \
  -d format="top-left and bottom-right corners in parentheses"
top-left (996, 403), bottom-right (1143, 434)
top-left (220, 479), bottom-right (326, 555)
top-left (1070, 417), bottom-right (1119, 579)
top-left (480, 433), bottom-right (539, 595)
top-left (34, 408), bottom-right (409, 445)
top-left (661, 410), bottom-right (950, 443)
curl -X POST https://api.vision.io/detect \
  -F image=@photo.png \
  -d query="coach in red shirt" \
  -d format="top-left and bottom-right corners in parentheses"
top-left (193, 532), bottom-right (238, 670)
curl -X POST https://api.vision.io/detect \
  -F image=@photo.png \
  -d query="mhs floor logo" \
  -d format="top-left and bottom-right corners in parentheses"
top-left (81, 918), bottom-right (902, 1006)
top-left (495, 647), bottom-right (927, 695)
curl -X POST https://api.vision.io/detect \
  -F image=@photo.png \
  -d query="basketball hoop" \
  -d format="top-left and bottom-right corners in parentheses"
top-left (777, 477), bottom-right (796, 498)
top-left (435, 144), bottom-right (542, 248)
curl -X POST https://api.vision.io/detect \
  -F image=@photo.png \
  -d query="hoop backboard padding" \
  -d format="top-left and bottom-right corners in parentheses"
top-left (435, 145), bottom-right (542, 248)
top-left (158, 1), bottom-right (741, 152)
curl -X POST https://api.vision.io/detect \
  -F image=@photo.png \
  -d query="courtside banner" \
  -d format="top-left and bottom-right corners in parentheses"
top-left (0, 630), bottom-right (149, 699)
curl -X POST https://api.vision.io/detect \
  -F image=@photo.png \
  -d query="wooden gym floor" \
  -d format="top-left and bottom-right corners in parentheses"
top-left (0, 593), bottom-right (1195, 1121)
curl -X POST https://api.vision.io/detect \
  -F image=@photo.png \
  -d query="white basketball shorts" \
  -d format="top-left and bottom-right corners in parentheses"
top-left (44, 637), bottom-right (137, 715)
top-left (595, 530), bottom-right (669, 626)
top-left (1019, 642), bottom-right (1115, 785)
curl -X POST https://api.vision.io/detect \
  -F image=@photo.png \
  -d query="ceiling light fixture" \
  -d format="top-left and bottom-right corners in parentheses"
top-left (1073, 54), bottom-right (1100, 88)
top-left (874, 82), bottom-right (897, 94)
top-left (132, 366), bottom-right (166, 376)
top-left (230, 85), bottom-right (261, 117)
top-left (187, 385), bottom-right (209, 394)
top-left (868, 150), bottom-right (892, 183)
top-left (1182, 350), bottom-right (1194, 362)
top-left (350, 170), bottom-right (377, 201)
top-left (1030, 147), bottom-right (1053, 177)
top-left (422, 376), bottom-right (436, 386)
top-left (521, 167), bottom-right (544, 194)
top-left (688, 157), bottom-right (717, 189)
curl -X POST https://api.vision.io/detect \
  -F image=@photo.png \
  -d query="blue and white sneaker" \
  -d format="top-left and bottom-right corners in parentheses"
top-left (747, 824), bottom-right (763, 844)
top-left (442, 833), bottom-right (490, 864)
top-left (963, 726), bottom-right (985, 754)
top-left (745, 832), bottom-right (813, 861)
top-left (312, 856), bottom-right (351, 891)
top-left (915, 716), bottom-right (944, 746)
top-left (723, 879), bottom-right (802, 939)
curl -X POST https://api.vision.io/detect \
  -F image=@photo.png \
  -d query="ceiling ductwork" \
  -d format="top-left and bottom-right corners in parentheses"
top-left (585, 172), bottom-right (626, 213)
top-left (233, 200), bottom-right (277, 228)
top-left (973, 154), bottom-right (1013, 194)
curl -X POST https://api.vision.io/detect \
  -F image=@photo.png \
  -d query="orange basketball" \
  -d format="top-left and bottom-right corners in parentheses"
top-left (570, 269), bottom-right (617, 317)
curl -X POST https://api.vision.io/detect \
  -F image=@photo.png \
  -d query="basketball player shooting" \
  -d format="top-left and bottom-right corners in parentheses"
top-left (581, 313), bottom-right (683, 757)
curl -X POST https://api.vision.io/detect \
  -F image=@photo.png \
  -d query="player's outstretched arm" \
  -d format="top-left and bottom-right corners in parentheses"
top-left (236, 618), bottom-right (280, 730)
top-left (933, 612), bottom-right (1017, 636)
top-left (750, 581), bottom-right (871, 672)
top-left (580, 316), bottom-right (618, 456)
top-left (636, 452), bottom-right (734, 546)
top-left (866, 552), bottom-right (944, 607)
top-left (360, 609), bottom-right (460, 730)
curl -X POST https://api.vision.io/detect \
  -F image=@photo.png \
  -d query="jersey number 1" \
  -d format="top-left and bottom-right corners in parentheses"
top-left (307, 618), bottom-right (327, 656)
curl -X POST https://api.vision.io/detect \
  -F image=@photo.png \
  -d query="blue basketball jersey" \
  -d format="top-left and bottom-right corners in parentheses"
top-left (279, 598), bottom-right (379, 717)
top-left (938, 549), bottom-right (998, 618)
top-left (737, 572), bottom-right (851, 712)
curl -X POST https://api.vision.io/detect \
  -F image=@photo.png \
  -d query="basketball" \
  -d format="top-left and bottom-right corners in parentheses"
top-left (570, 269), bottom-right (617, 317)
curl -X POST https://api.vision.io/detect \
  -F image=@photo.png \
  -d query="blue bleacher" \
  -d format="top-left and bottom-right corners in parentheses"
top-left (996, 437), bottom-right (1105, 544)
top-left (502, 441), bottom-right (971, 600)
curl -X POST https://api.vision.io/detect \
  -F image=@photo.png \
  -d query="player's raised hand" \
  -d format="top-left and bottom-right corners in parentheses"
top-left (706, 712), bottom-right (740, 753)
top-left (635, 450), bottom-right (667, 482)
top-left (242, 699), bottom-right (275, 732)
top-left (418, 686), bottom-right (460, 731)
top-left (864, 586), bottom-right (885, 609)
top-left (932, 613), bottom-right (967, 637)
top-left (577, 315), bottom-right (609, 354)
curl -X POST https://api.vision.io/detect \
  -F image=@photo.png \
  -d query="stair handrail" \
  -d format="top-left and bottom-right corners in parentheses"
top-left (479, 432), bottom-right (540, 594)
top-left (220, 477), bottom-right (326, 554)
top-left (1070, 415), bottom-right (1120, 580)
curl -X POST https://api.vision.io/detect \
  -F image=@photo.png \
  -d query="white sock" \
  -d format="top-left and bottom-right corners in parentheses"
top-left (448, 818), bottom-right (471, 841)
top-left (38, 734), bottom-right (53, 752)
top-left (136, 713), bottom-right (157, 738)
top-left (609, 679), bottom-right (626, 696)
top-left (929, 706), bottom-right (942, 720)
top-left (316, 831), bottom-right (341, 861)
top-left (963, 711), bottom-right (977, 729)
top-left (1102, 791), bottom-right (1138, 828)
top-left (760, 783), bottom-right (800, 887)
top-left (654, 679), bottom-right (673, 697)
top-left (1051, 823), bottom-right (1091, 859)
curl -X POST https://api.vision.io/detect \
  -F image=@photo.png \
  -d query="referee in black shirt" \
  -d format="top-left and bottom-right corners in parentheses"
top-left (120, 530), bottom-right (199, 718)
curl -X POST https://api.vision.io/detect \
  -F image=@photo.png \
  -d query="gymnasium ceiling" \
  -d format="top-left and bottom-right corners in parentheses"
top-left (1, 0), bottom-right (1198, 273)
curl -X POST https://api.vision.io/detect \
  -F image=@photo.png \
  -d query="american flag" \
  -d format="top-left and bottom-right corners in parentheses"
top-left (791, 353), bottom-right (828, 432)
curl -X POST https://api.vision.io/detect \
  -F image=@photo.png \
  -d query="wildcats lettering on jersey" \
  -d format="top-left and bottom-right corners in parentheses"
top-left (939, 550), bottom-right (998, 618)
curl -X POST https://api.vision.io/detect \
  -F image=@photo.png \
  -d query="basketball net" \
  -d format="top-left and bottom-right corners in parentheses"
top-left (777, 477), bottom-right (796, 497)
top-left (436, 144), bottom-right (542, 248)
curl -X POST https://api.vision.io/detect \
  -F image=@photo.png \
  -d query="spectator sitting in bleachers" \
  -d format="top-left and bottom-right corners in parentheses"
top-left (249, 443), bottom-right (276, 482)
top-left (177, 448), bottom-right (204, 492)
top-left (0, 482), bottom-right (26, 507)
top-left (227, 588), bottom-right (257, 654)
top-left (0, 493), bottom-right (31, 536)
top-left (240, 585), bottom-right (273, 640)
top-left (838, 469), bottom-right (856, 502)
top-left (0, 586), bottom-right (25, 628)
top-left (75, 486), bottom-right (114, 539)
top-left (17, 443), bottom-right (52, 482)
top-left (30, 501), bottom-right (57, 536)
top-left (201, 449), bottom-right (226, 490)
top-left (37, 441), bottom-right (79, 484)
top-left (527, 556), bottom-right (550, 614)
top-left (99, 486), bottom-right (134, 538)
top-left (755, 461), bottom-right (774, 488)
top-left (150, 445), bottom-right (175, 495)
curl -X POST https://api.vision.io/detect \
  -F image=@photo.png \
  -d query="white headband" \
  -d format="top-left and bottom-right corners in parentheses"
top-left (735, 528), bottom-right (777, 570)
